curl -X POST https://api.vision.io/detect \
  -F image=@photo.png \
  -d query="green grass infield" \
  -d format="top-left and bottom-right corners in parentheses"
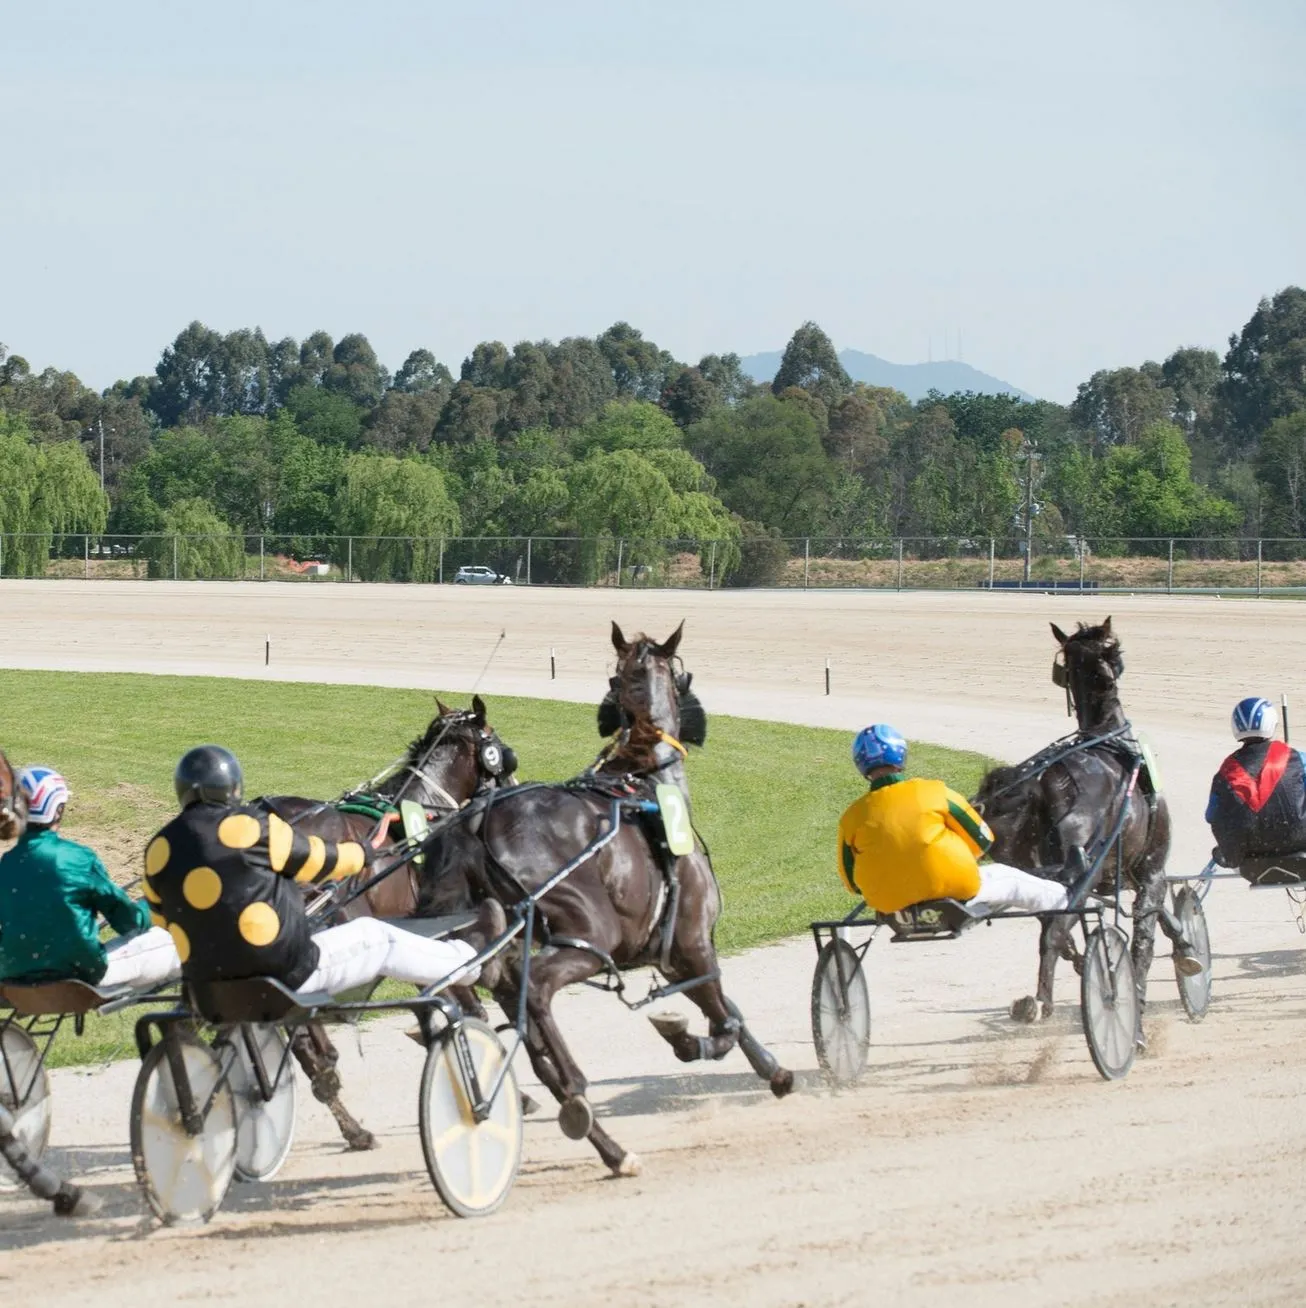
top-left (0, 670), bottom-right (996, 1068)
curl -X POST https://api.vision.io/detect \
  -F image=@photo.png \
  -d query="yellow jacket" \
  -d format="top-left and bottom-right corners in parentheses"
top-left (836, 776), bottom-right (993, 912)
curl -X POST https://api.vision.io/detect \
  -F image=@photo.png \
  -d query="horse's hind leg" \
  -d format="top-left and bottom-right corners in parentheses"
top-left (1130, 871), bottom-right (1168, 1050)
top-left (289, 1024), bottom-right (377, 1151)
top-left (1012, 916), bottom-right (1067, 1022)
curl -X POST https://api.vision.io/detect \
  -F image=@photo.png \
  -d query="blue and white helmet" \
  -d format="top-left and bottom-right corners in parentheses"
top-left (1232, 696), bottom-right (1277, 742)
top-left (853, 724), bottom-right (908, 777)
top-left (17, 766), bottom-right (70, 826)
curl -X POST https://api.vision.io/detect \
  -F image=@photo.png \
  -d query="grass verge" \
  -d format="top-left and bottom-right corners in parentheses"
top-left (0, 670), bottom-right (995, 1068)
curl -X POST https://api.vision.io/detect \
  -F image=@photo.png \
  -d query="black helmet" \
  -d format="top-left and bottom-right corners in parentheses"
top-left (174, 745), bottom-right (243, 808)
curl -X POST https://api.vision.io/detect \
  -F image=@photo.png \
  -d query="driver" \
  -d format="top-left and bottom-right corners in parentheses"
top-left (143, 746), bottom-right (504, 996)
top-left (837, 725), bottom-right (1095, 917)
top-left (1206, 697), bottom-right (1306, 868)
top-left (0, 766), bottom-right (181, 990)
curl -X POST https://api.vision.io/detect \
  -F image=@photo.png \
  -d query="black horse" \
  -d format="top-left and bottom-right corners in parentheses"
top-left (974, 618), bottom-right (1196, 1046)
top-left (0, 749), bottom-right (26, 844)
top-left (255, 697), bottom-right (518, 1149)
top-left (419, 622), bottom-right (794, 1177)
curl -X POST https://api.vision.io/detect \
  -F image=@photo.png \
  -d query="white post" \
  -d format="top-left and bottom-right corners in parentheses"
top-left (1167, 539), bottom-right (1174, 594)
top-left (438, 538), bottom-right (444, 584)
top-left (1257, 538), bottom-right (1263, 597)
top-left (173, 534), bottom-right (178, 581)
top-left (896, 539), bottom-right (904, 591)
top-left (526, 536), bottom-right (532, 586)
top-left (1079, 538), bottom-right (1086, 591)
top-left (259, 535), bottom-right (265, 581)
top-left (84, 534), bottom-right (90, 579)
top-left (988, 536), bottom-right (994, 589)
top-left (708, 540), bottom-right (717, 590)
top-left (804, 538), bottom-right (810, 590)
top-left (616, 538), bottom-right (624, 587)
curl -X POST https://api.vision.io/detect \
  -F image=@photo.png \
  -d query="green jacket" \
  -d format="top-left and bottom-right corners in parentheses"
top-left (0, 828), bottom-right (150, 984)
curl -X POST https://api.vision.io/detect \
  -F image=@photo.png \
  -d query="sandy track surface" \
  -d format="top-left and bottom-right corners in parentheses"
top-left (2, 582), bottom-right (1305, 1305)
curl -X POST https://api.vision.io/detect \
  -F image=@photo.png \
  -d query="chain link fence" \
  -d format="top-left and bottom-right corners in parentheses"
top-left (4, 533), bottom-right (1306, 593)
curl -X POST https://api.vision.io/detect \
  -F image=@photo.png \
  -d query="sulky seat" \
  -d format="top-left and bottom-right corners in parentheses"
top-left (1239, 852), bottom-right (1306, 887)
top-left (879, 898), bottom-right (983, 940)
top-left (0, 979), bottom-right (132, 1018)
top-left (187, 977), bottom-right (334, 1026)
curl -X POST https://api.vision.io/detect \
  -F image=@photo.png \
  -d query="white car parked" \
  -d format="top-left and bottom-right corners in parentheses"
top-left (453, 565), bottom-right (512, 585)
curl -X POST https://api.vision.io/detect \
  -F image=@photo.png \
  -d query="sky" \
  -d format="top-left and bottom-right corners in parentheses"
top-left (1, 0), bottom-right (1303, 403)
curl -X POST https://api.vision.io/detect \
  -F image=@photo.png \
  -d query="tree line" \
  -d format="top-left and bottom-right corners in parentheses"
top-left (1, 287), bottom-right (1304, 583)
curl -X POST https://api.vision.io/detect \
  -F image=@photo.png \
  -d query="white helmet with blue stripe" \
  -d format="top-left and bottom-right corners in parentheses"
top-left (1231, 696), bottom-right (1277, 742)
top-left (17, 766), bottom-right (70, 826)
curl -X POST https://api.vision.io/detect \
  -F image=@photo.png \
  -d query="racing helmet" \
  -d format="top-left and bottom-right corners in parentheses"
top-left (17, 766), bottom-right (69, 827)
top-left (174, 745), bottom-right (244, 808)
top-left (1232, 697), bottom-right (1277, 742)
top-left (853, 724), bottom-right (908, 777)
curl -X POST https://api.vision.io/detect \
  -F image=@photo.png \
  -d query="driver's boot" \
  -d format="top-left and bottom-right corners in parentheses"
top-left (460, 898), bottom-right (507, 991)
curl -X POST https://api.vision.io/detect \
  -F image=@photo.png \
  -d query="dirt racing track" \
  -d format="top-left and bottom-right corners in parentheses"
top-left (2, 583), bottom-right (1305, 1307)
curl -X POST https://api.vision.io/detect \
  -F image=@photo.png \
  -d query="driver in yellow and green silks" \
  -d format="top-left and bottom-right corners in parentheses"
top-left (838, 725), bottom-right (1095, 917)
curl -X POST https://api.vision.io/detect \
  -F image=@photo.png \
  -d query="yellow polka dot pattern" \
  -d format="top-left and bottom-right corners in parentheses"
top-left (182, 866), bottom-right (223, 910)
top-left (168, 922), bottom-right (191, 964)
top-left (266, 813), bottom-right (292, 871)
top-left (217, 813), bottom-right (261, 849)
top-left (141, 877), bottom-right (161, 904)
top-left (144, 836), bottom-right (170, 877)
top-left (294, 835), bottom-right (327, 883)
top-left (150, 911), bottom-right (168, 930)
top-left (238, 901), bottom-right (281, 947)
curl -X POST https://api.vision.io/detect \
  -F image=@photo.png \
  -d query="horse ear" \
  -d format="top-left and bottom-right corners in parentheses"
top-left (611, 621), bottom-right (629, 655)
top-left (1050, 623), bottom-right (1069, 646)
top-left (471, 694), bottom-right (487, 726)
top-left (656, 621), bottom-right (684, 660)
top-left (1101, 615), bottom-right (1113, 638)
top-left (435, 696), bottom-right (452, 716)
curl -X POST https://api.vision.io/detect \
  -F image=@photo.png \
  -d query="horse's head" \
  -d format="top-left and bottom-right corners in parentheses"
top-left (394, 696), bottom-right (518, 813)
top-left (1051, 617), bottom-right (1126, 731)
top-left (0, 749), bottom-right (27, 843)
top-left (603, 621), bottom-right (707, 756)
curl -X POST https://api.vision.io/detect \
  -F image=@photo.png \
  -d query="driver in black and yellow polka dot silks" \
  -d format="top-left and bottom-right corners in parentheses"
top-left (143, 802), bottom-right (371, 989)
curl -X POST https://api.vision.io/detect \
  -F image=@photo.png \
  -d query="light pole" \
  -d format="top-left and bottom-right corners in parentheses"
top-left (1021, 436), bottom-right (1042, 583)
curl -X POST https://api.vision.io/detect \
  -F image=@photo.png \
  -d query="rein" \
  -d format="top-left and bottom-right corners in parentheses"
top-left (974, 724), bottom-right (1134, 810)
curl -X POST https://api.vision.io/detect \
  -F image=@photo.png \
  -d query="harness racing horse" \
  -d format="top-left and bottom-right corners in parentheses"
top-left (974, 618), bottom-right (1190, 1047)
top-left (0, 749), bottom-right (27, 843)
top-left (256, 697), bottom-right (518, 1149)
top-left (421, 622), bottom-right (794, 1177)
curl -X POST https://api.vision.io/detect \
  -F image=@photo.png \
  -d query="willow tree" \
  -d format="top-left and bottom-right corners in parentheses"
top-left (333, 453), bottom-right (460, 581)
top-left (0, 413), bottom-right (107, 576)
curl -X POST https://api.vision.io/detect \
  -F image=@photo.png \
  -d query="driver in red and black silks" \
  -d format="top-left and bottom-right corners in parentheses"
top-left (1207, 697), bottom-right (1306, 868)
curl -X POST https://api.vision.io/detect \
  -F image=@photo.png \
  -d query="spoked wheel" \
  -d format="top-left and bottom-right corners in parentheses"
top-left (218, 1025), bottom-right (297, 1183)
top-left (130, 1032), bottom-right (237, 1224)
top-left (1080, 925), bottom-right (1139, 1081)
top-left (0, 1026), bottom-right (51, 1191)
top-left (810, 938), bottom-right (870, 1085)
top-left (419, 1018), bottom-right (522, 1218)
top-left (1172, 888), bottom-right (1212, 1022)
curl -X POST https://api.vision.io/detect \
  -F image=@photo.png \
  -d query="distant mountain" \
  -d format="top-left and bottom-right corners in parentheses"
top-left (740, 348), bottom-right (1036, 403)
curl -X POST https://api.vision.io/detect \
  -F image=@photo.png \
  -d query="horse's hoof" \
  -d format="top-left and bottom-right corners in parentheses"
top-left (558, 1095), bottom-right (594, 1140)
top-left (520, 1092), bottom-right (541, 1117)
top-left (612, 1152), bottom-right (642, 1178)
top-left (769, 1067), bottom-right (794, 1098)
top-left (648, 1011), bottom-right (689, 1040)
top-left (1174, 950), bottom-right (1204, 977)
top-left (346, 1129), bottom-right (378, 1152)
top-left (1010, 996), bottom-right (1047, 1024)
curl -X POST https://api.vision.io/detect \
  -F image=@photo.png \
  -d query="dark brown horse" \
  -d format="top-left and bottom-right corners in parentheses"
top-left (420, 622), bottom-right (794, 1177)
top-left (974, 618), bottom-right (1192, 1046)
top-left (257, 697), bottom-right (518, 1149)
top-left (0, 749), bottom-right (26, 843)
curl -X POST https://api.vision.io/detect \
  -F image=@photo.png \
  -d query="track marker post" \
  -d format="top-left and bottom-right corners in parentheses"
top-left (825, 657), bottom-right (831, 696)
top-left (550, 647), bottom-right (556, 681)
top-left (1283, 694), bottom-right (1291, 744)
top-left (265, 634), bottom-right (270, 667)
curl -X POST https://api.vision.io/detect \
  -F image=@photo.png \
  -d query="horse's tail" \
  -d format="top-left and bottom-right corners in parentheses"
top-left (0, 1102), bottom-right (100, 1217)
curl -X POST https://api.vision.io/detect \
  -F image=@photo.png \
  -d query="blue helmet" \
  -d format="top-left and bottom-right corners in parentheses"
top-left (853, 724), bottom-right (908, 777)
top-left (1232, 696), bottom-right (1277, 742)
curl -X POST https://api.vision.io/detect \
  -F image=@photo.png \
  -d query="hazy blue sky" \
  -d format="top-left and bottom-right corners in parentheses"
top-left (2, 0), bottom-right (1302, 401)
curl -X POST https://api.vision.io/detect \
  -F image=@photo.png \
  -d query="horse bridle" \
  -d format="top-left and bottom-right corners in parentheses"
top-left (393, 712), bottom-right (517, 814)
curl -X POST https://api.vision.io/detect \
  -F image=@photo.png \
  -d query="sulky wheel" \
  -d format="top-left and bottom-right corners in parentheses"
top-left (130, 1032), bottom-right (237, 1224)
top-left (810, 938), bottom-right (870, 1086)
top-left (1172, 887), bottom-right (1212, 1022)
top-left (219, 1024), bottom-right (297, 1184)
top-left (419, 1018), bottom-right (522, 1219)
top-left (0, 1025), bottom-right (52, 1191)
top-left (1080, 924), bottom-right (1139, 1082)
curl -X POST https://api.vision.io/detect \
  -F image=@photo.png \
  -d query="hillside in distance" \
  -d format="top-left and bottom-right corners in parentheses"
top-left (740, 348), bottom-right (1036, 402)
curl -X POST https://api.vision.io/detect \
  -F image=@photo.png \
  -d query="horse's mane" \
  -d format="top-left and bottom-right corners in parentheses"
top-left (405, 705), bottom-right (472, 764)
top-left (599, 714), bottom-right (664, 775)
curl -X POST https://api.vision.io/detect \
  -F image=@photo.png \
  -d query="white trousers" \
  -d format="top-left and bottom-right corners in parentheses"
top-left (101, 927), bottom-right (183, 990)
top-left (967, 863), bottom-right (1070, 917)
top-left (299, 918), bottom-right (477, 997)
